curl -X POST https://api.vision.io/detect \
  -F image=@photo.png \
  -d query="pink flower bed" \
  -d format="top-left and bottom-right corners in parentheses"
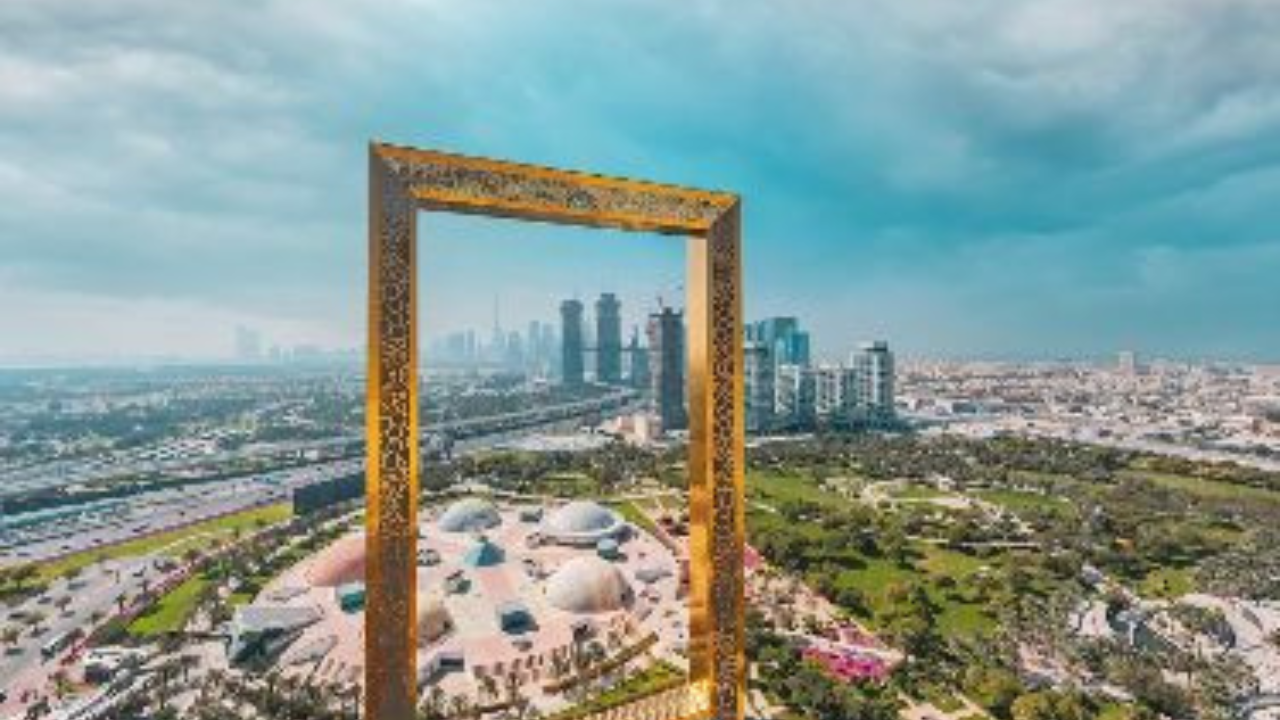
top-left (802, 646), bottom-right (891, 683)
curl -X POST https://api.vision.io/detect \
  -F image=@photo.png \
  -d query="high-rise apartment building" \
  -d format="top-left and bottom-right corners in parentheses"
top-left (744, 341), bottom-right (775, 433)
top-left (813, 364), bottom-right (847, 420)
top-left (647, 307), bottom-right (686, 432)
top-left (560, 299), bottom-right (585, 387)
top-left (775, 363), bottom-right (816, 429)
top-left (851, 340), bottom-right (895, 422)
top-left (595, 293), bottom-right (623, 385)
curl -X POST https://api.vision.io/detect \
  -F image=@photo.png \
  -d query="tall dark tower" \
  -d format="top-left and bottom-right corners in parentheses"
top-left (647, 307), bottom-right (686, 431)
top-left (560, 299), bottom-right (585, 387)
top-left (627, 328), bottom-right (650, 390)
top-left (595, 293), bottom-right (622, 385)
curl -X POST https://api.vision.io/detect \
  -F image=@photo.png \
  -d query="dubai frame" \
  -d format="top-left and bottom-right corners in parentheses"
top-left (366, 142), bottom-right (746, 720)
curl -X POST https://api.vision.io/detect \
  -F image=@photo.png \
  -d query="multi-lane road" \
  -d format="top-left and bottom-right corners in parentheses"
top-left (0, 556), bottom-right (164, 713)
top-left (0, 460), bottom-right (360, 567)
top-left (0, 389), bottom-right (641, 567)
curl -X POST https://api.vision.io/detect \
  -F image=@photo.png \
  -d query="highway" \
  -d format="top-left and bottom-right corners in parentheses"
top-left (0, 390), bottom-right (640, 567)
top-left (0, 389), bottom-right (638, 500)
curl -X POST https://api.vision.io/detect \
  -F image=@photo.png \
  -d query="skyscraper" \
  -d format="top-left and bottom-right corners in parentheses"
top-left (747, 317), bottom-right (811, 367)
top-left (744, 340), bottom-right (775, 433)
top-left (647, 307), bottom-right (686, 432)
top-left (627, 329), bottom-right (650, 390)
top-left (560, 299), bottom-right (585, 387)
top-left (852, 340), bottom-right (895, 422)
top-left (595, 293), bottom-right (623, 385)
top-left (527, 320), bottom-right (543, 369)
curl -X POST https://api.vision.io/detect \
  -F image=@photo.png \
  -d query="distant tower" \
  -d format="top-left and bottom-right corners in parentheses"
top-left (647, 307), bottom-right (686, 432)
top-left (746, 317), bottom-right (810, 367)
top-left (852, 341), bottom-right (895, 423)
top-left (627, 329), bottom-right (650, 390)
top-left (560, 299), bottom-right (585, 387)
top-left (1118, 350), bottom-right (1139, 375)
top-left (234, 326), bottom-right (261, 363)
top-left (490, 295), bottom-right (504, 362)
top-left (595, 293), bottom-right (623, 385)
top-left (744, 340), bottom-right (775, 433)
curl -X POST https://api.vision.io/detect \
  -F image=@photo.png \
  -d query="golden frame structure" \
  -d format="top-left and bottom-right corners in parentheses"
top-left (367, 142), bottom-right (745, 720)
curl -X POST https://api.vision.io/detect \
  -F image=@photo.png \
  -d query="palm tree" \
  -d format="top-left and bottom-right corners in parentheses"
top-left (479, 673), bottom-right (499, 705)
top-left (1, 625), bottom-right (19, 654)
top-left (449, 694), bottom-right (473, 720)
top-left (503, 668), bottom-right (522, 706)
top-left (419, 685), bottom-right (447, 720)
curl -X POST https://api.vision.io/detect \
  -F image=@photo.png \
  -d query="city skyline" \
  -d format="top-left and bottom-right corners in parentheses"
top-left (4, 2), bottom-right (1280, 365)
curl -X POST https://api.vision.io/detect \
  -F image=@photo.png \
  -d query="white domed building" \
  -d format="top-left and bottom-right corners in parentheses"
top-left (417, 594), bottom-right (453, 646)
top-left (437, 497), bottom-right (502, 533)
top-left (541, 500), bottom-right (625, 547)
top-left (545, 556), bottom-right (634, 614)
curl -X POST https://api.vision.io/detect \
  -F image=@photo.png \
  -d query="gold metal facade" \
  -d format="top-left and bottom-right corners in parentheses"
top-left (366, 142), bottom-right (744, 720)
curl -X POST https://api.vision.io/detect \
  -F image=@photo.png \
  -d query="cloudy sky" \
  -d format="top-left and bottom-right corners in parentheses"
top-left (2, 0), bottom-right (1279, 365)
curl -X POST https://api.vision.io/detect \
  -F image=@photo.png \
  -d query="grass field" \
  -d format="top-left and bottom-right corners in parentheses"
top-left (1122, 470), bottom-right (1280, 505)
top-left (127, 574), bottom-right (210, 637)
top-left (548, 661), bottom-right (684, 720)
top-left (36, 502), bottom-right (292, 583)
top-left (831, 546), bottom-right (996, 637)
top-left (534, 471), bottom-right (600, 497)
top-left (748, 470), bottom-right (851, 507)
top-left (974, 488), bottom-right (1073, 516)
top-left (889, 484), bottom-right (950, 501)
top-left (1140, 566), bottom-right (1196, 598)
top-left (612, 500), bottom-right (662, 538)
top-left (747, 471), bottom-right (999, 637)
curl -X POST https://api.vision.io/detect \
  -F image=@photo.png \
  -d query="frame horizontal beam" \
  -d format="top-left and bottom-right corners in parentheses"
top-left (375, 142), bottom-right (737, 235)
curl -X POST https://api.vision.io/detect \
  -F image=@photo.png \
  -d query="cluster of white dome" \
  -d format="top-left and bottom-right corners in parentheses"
top-left (417, 594), bottom-right (452, 645)
top-left (437, 497), bottom-right (502, 533)
top-left (423, 497), bottom-right (637, 617)
top-left (541, 500), bottom-right (625, 546)
top-left (544, 556), bottom-right (633, 614)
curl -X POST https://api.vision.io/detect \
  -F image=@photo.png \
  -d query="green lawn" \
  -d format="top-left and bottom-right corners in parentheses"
top-left (127, 574), bottom-right (209, 637)
top-left (36, 503), bottom-right (292, 583)
top-left (1140, 566), bottom-right (1196, 599)
top-left (828, 545), bottom-right (996, 637)
top-left (918, 546), bottom-right (990, 579)
top-left (889, 484), bottom-right (949, 501)
top-left (1122, 470), bottom-right (1280, 505)
top-left (974, 488), bottom-right (1073, 516)
top-left (533, 471), bottom-right (600, 497)
top-left (612, 500), bottom-right (662, 538)
top-left (749, 471), bottom-right (851, 508)
top-left (548, 661), bottom-right (684, 720)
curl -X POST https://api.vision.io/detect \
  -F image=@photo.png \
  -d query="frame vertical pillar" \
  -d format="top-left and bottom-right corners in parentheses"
top-left (367, 153), bottom-right (420, 720)
top-left (687, 202), bottom-right (745, 720)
